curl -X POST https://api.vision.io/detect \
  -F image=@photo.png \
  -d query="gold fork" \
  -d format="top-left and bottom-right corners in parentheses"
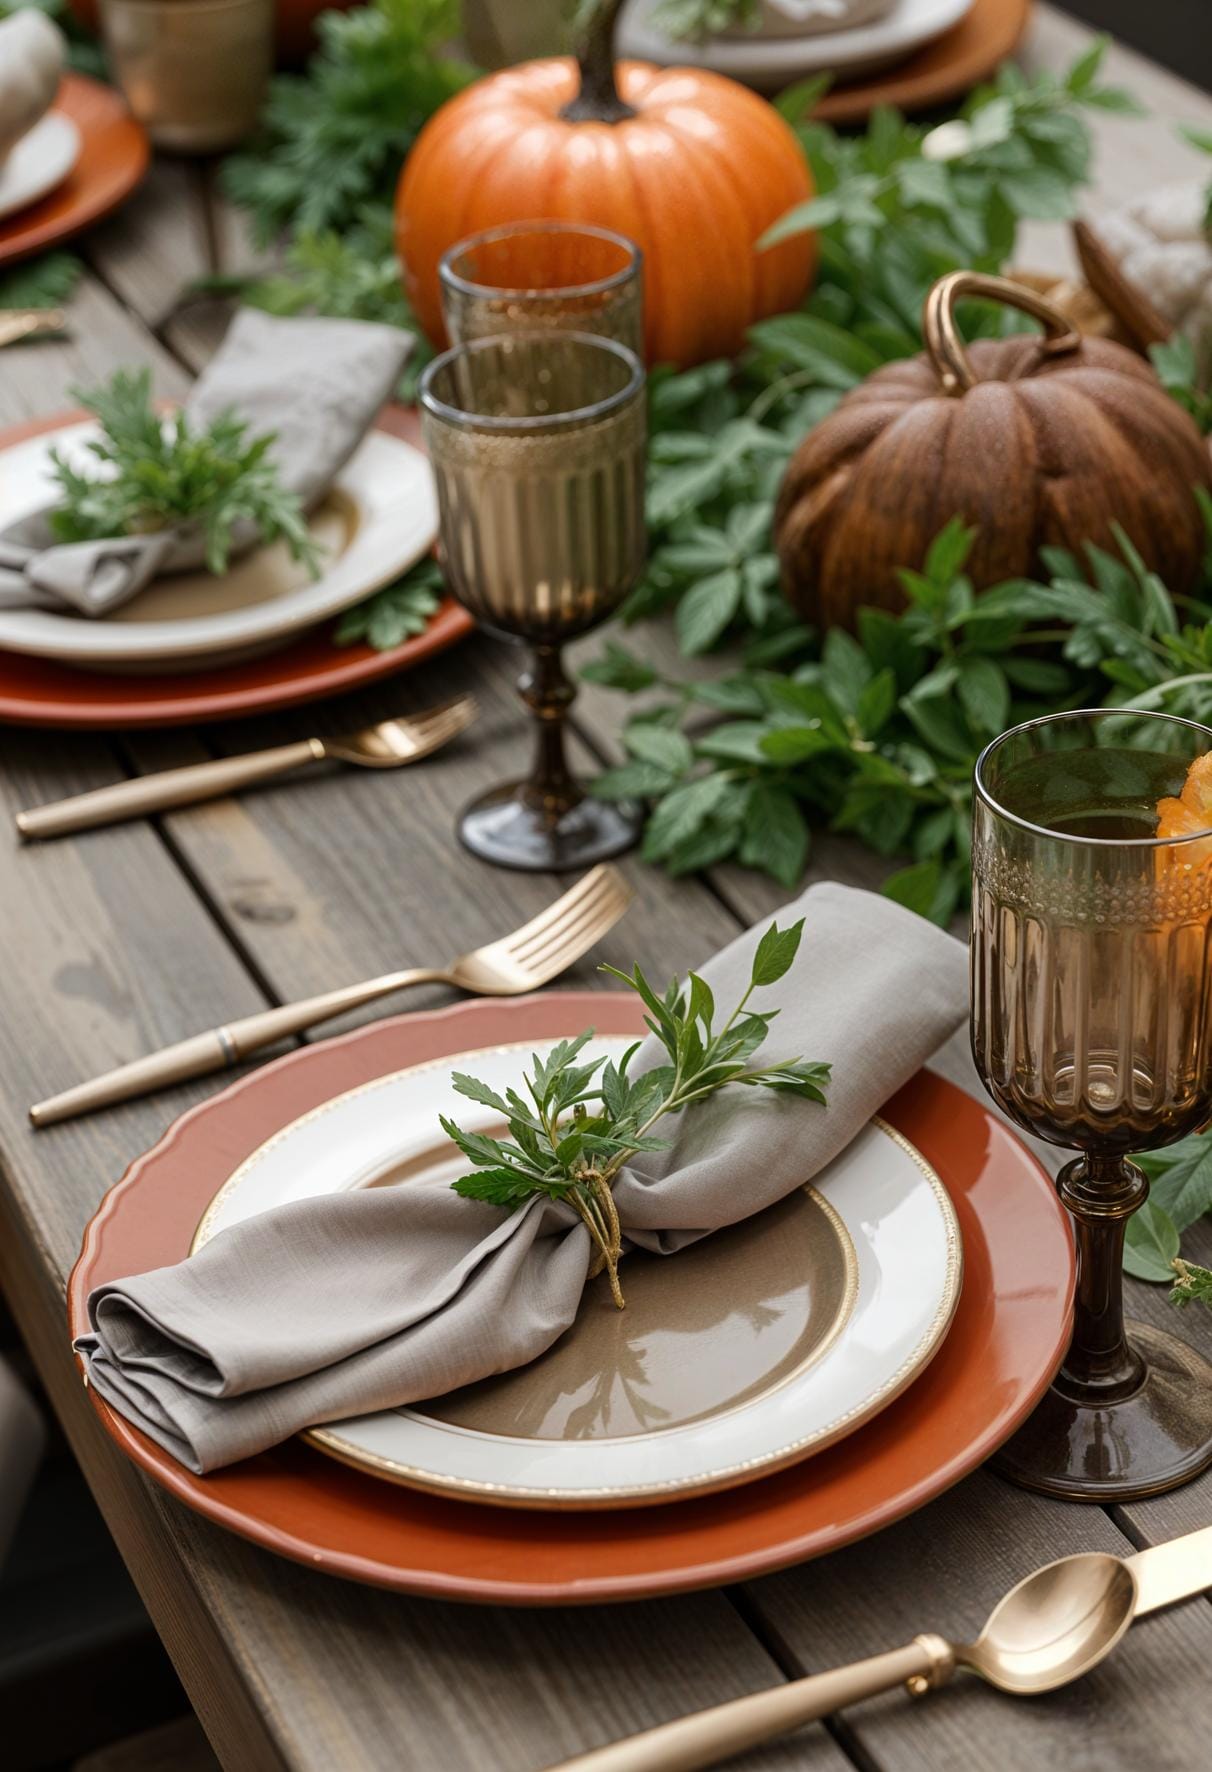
top-left (0, 309), bottom-right (67, 349)
top-left (15, 698), bottom-right (478, 841)
top-left (29, 864), bottom-right (634, 1127)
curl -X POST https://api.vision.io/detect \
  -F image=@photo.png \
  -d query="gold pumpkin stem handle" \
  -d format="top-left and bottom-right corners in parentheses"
top-left (924, 271), bottom-right (1083, 396)
top-left (560, 0), bottom-right (636, 124)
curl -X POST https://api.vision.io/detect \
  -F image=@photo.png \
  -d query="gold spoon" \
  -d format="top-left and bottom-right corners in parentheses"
top-left (550, 1551), bottom-right (1138, 1772)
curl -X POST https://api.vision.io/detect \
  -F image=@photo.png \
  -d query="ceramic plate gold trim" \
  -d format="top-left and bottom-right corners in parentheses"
top-left (0, 113), bottom-right (81, 222)
top-left (0, 421), bottom-right (438, 668)
top-left (192, 1036), bottom-right (963, 1509)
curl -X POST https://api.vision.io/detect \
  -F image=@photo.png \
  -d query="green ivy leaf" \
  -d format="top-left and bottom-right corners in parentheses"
top-left (1123, 1204), bottom-right (1181, 1283)
top-left (751, 918), bottom-right (805, 987)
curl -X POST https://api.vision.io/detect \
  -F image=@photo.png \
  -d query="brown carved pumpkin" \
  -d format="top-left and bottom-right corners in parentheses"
top-left (395, 0), bottom-right (816, 368)
top-left (775, 272), bottom-right (1212, 629)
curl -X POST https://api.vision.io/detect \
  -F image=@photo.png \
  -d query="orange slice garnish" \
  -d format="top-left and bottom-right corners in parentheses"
top-left (1158, 761), bottom-right (1212, 870)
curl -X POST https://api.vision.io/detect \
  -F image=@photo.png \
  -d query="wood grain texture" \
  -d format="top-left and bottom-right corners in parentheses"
top-left (740, 1470), bottom-right (1212, 1772)
top-left (1, 11), bottom-right (1212, 1772)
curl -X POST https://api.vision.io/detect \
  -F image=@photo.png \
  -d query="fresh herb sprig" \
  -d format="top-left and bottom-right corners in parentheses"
top-left (0, 251), bottom-right (81, 313)
top-left (49, 368), bottom-right (320, 578)
top-left (1171, 1258), bottom-right (1212, 1308)
top-left (650, 0), bottom-right (760, 43)
top-left (335, 557), bottom-right (442, 649)
top-left (222, 0), bottom-right (474, 246)
top-left (441, 922), bottom-right (829, 1307)
top-left (587, 513), bottom-right (1212, 916)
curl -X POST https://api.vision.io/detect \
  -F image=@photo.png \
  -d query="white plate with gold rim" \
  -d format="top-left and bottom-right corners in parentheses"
top-left (192, 1035), bottom-right (963, 1509)
top-left (620, 0), bottom-right (973, 89)
top-left (0, 421), bottom-right (438, 670)
top-left (0, 112), bottom-right (81, 222)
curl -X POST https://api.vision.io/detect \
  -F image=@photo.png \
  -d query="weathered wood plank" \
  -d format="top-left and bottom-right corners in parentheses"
top-left (0, 274), bottom-right (189, 419)
top-left (740, 1469), bottom-right (1212, 1772)
top-left (122, 629), bottom-right (748, 1038)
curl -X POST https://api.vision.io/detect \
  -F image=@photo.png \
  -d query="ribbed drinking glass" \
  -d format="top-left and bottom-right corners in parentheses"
top-left (438, 221), bottom-right (644, 359)
top-left (971, 708), bottom-right (1212, 1500)
top-left (419, 329), bottom-right (646, 870)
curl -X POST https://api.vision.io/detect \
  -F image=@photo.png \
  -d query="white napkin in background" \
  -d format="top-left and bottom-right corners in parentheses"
top-left (0, 12), bottom-right (64, 164)
top-left (0, 311), bottom-right (413, 616)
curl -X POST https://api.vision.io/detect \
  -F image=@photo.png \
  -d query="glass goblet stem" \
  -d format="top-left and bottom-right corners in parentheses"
top-left (1054, 1155), bottom-right (1149, 1403)
top-left (517, 643), bottom-right (580, 822)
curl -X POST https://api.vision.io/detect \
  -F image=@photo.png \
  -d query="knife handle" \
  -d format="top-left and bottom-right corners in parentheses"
top-left (546, 1636), bottom-right (955, 1772)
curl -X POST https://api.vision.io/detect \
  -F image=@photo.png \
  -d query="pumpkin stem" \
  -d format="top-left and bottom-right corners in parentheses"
top-left (560, 0), bottom-right (636, 124)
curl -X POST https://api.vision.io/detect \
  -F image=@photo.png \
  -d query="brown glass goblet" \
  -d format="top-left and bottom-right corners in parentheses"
top-left (438, 221), bottom-right (644, 359)
top-left (971, 708), bottom-right (1212, 1501)
top-left (419, 329), bottom-right (646, 871)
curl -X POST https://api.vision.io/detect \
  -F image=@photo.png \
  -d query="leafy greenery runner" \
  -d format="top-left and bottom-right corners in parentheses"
top-left (5, 7), bottom-right (1212, 1296)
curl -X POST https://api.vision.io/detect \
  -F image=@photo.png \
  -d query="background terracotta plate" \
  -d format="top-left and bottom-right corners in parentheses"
top-left (68, 992), bottom-right (1075, 1606)
top-left (0, 407), bottom-right (472, 728)
top-left (0, 76), bottom-right (149, 268)
top-left (814, 0), bottom-right (1032, 123)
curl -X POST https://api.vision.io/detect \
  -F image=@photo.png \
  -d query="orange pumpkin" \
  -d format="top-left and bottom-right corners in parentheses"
top-left (394, 0), bottom-right (817, 367)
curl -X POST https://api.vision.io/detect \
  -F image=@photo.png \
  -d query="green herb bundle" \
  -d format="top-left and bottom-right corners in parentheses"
top-left (650, 0), bottom-right (760, 43)
top-left (441, 921), bottom-right (829, 1306)
top-left (222, 0), bottom-right (474, 246)
top-left (577, 41), bottom-right (1180, 907)
top-left (50, 368), bottom-right (319, 578)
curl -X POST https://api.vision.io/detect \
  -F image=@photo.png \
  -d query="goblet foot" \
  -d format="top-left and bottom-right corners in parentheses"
top-left (458, 782), bottom-right (643, 872)
top-left (992, 1321), bottom-right (1212, 1502)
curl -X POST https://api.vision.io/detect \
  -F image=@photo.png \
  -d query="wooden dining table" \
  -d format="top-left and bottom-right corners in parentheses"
top-left (3, 7), bottom-right (1212, 1769)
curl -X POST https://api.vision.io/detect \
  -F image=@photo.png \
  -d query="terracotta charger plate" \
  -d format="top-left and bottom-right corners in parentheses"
top-left (813, 0), bottom-right (1033, 124)
top-left (0, 76), bottom-right (149, 268)
top-left (0, 407), bottom-right (473, 728)
top-left (68, 992), bottom-right (1075, 1606)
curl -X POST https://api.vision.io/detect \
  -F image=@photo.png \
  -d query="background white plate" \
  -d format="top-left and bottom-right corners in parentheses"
top-left (0, 422), bottom-right (438, 668)
top-left (194, 1037), bottom-right (963, 1508)
top-left (619, 0), bottom-right (974, 89)
top-left (0, 111), bottom-right (80, 222)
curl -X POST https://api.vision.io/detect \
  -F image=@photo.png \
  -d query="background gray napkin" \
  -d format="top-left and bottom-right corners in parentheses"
top-left (76, 882), bottom-right (969, 1474)
top-left (0, 311), bottom-right (412, 617)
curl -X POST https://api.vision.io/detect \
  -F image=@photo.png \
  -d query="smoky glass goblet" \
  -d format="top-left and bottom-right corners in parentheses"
top-left (971, 708), bottom-right (1212, 1501)
top-left (438, 221), bottom-right (644, 359)
top-left (419, 329), bottom-right (646, 871)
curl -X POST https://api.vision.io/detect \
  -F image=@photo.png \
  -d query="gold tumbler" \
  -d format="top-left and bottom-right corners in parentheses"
top-left (99, 0), bottom-right (273, 154)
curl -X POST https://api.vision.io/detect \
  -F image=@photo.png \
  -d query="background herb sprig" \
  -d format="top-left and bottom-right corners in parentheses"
top-left (50, 368), bottom-right (320, 577)
top-left (222, 0), bottom-right (474, 245)
top-left (442, 922), bottom-right (829, 1306)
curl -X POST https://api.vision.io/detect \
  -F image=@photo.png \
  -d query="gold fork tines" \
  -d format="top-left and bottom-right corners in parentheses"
top-left (29, 865), bottom-right (633, 1127)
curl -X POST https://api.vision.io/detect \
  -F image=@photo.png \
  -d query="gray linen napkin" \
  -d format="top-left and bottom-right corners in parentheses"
top-left (76, 882), bottom-right (969, 1474)
top-left (0, 311), bottom-right (412, 616)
